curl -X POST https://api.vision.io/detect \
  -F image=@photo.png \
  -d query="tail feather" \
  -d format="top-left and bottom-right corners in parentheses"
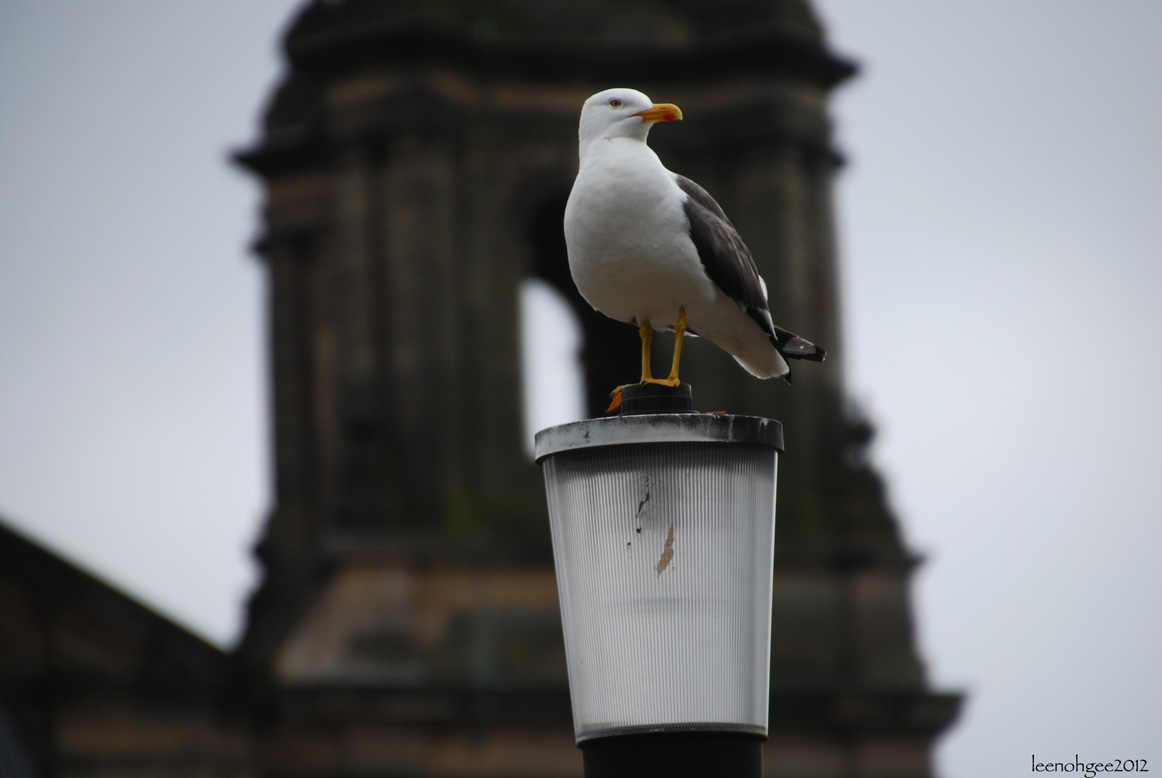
top-left (736, 306), bottom-right (826, 383)
top-left (773, 325), bottom-right (826, 362)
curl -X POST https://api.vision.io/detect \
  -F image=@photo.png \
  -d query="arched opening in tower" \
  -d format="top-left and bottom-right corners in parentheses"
top-left (519, 278), bottom-right (584, 454)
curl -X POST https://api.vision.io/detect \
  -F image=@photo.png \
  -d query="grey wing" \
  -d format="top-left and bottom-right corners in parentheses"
top-left (674, 174), bottom-right (768, 312)
top-left (675, 174), bottom-right (827, 364)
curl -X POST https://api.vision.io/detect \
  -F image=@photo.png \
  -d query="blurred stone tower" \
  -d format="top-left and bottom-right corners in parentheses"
top-left (234, 0), bottom-right (960, 775)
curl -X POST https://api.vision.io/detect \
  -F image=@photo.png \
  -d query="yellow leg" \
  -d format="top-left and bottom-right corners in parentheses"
top-left (607, 320), bottom-right (654, 413)
top-left (664, 307), bottom-right (686, 384)
top-left (641, 307), bottom-right (685, 388)
top-left (638, 320), bottom-right (653, 381)
top-left (607, 311), bottom-right (685, 412)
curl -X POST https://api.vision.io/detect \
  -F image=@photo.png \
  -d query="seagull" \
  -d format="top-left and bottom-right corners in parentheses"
top-left (564, 87), bottom-right (826, 411)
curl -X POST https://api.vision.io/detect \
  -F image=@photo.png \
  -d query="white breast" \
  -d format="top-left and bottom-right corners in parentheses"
top-left (564, 139), bottom-right (714, 328)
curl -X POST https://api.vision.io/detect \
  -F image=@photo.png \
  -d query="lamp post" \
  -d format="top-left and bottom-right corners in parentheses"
top-left (535, 387), bottom-right (782, 778)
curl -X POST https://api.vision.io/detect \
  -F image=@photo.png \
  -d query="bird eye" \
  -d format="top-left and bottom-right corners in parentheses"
top-left (609, 98), bottom-right (623, 108)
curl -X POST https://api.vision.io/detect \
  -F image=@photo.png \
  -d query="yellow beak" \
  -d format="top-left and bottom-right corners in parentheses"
top-left (634, 103), bottom-right (683, 124)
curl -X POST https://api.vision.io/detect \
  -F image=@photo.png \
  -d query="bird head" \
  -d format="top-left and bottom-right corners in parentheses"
top-left (577, 88), bottom-right (683, 151)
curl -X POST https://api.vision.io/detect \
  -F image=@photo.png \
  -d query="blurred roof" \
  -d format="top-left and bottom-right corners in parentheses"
top-left (283, 0), bottom-right (827, 47)
top-left (253, 0), bottom-right (856, 135)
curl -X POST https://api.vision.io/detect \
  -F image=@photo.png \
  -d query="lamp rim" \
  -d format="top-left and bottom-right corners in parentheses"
top-left (534, 413), bottom-right (783, 464)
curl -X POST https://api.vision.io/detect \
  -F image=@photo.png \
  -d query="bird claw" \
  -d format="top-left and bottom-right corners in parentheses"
top-left (640, 377), bottom-right (680, 388)
top-left (607, 377), bottom-right (682, 414)
top-left (606, 386), bottom-right (626, 414)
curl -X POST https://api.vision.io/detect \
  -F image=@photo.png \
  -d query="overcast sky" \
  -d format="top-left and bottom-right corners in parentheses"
top-left (1, 2), bottom-right (1160, 777)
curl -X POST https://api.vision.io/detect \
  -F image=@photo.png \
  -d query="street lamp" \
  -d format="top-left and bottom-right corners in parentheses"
top-left (535, 392), bottom-right (782, 777)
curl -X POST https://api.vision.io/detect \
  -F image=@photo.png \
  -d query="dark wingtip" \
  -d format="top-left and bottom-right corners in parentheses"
top-left (782, 344), bottom-right (826, 362)
top-left (772, 325), bottom-right (827, 362)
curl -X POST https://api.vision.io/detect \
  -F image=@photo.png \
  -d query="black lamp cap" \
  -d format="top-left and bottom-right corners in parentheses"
top-left (618, 382), bottom-right (695, 415)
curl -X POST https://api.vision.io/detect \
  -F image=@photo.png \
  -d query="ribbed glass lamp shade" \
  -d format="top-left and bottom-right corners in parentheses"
top-left (535, 414), bottom-right (782, 743)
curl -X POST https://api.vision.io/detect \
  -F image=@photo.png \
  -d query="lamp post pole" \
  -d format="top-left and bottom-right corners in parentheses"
top-left (579, 732), bottom-right (764, 777)
top-left (536, 385), bottom-right (782, 778)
